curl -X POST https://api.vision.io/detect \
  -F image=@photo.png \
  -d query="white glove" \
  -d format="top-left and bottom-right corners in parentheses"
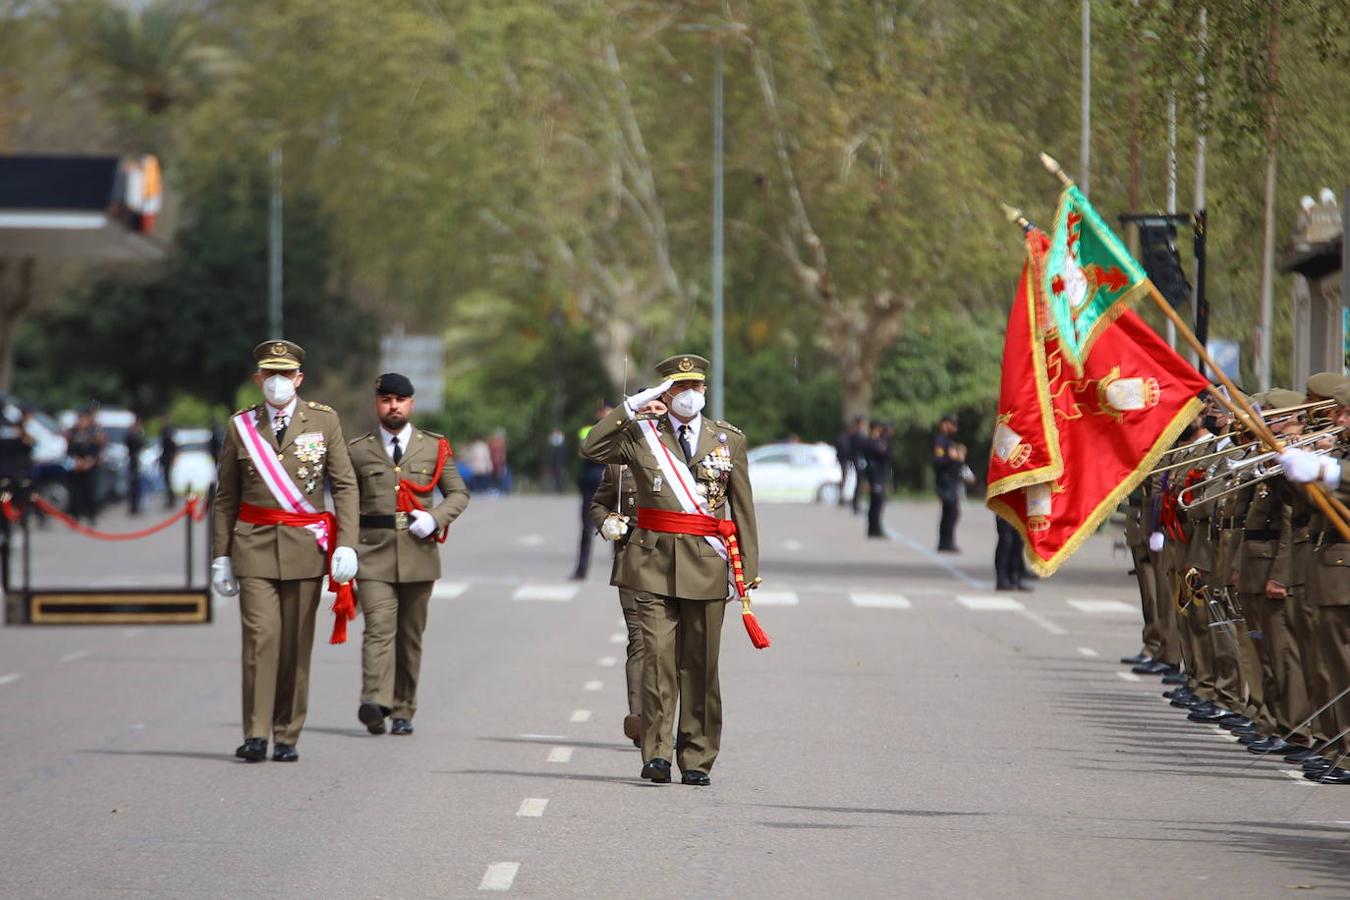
top-left (408, 509), bottom-right (437, 539)
top-left (1148, 532), bottom-right (1165, 552)
top-left (624, 380), bottom-right (674, 417)
top-left (211, 556), bottom-right (239, 597)
top-left (330, 546), bottom-right (358, 583)
top-left (600, 514), bottom-right (629, 541)
top-left (1279, 448), bottom-right (1339, 486)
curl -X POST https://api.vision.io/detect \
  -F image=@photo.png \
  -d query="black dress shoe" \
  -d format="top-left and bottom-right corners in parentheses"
top-left (359, 701), bottom-right (387, 735)
top-left (1134, 659), bottom-right (1173, 675)
top-left (1303, 756), bottom-right (1334, 771)
top-left (1247, 737), bottom-right (1301, 755)
top-left (1015, 583), bottom-right (1034, 592)
top-left (641, 758), bottom-right (672, 783)
top-left (1219, 716), bottom-right (1254, 730)
top-left (681, 770), bottom-right (711, 786)
top-left (1237, 731), bottom-right (1267, 745)
top-left (1160, 671), bottom-right (1189, 685)
top-left (1120, 653), bottom-right (1151, 666)
top-left (1305, 766), bottom-right (1350, 784)
top-left (391, 718), bottom-right (414, 735)
top-left (272, 743), bottom-right (299, 762)
top-left (995, 582), bottom-right (1014, 592)
top-left (1285, 748), bottom-right (1325, 764)
top-left (235, 737), bottom-right (267, 762)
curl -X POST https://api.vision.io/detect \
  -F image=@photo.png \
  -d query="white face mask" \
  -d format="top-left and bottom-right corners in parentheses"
top-left (671, 388), bottom-right (706, 419)
top-left (263, 373), bottom-right (296, 407)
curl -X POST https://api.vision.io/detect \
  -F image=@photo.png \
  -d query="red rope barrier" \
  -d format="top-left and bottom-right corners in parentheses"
top-left (29, 495), bottom-right (204, 541)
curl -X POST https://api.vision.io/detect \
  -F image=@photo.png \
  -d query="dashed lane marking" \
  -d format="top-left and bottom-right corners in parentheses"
top-left (1019, 609), bottom-right (1068, 635)
top-left (569, 709), bottom-right (592, 723)
top-left (750, 591), bottom-right (799, 606)
top-left (517, 798), bottom-right (548, 817)
top-left (597, 656), bottom-right (618, 668)
top-left (850, 593), bottom-right (912, 609)
top-left (547, 747), bottom-right (573, 763)
top-left (432, 582), bottom-right (469, 600)
top-left (1283, 770), bottom-right (1317, 786)
top-left (583, 680), bottom-right (603, 691)
top-left (60, 649), bottom-right (89, 663)
top-left (1077, 647), bottom-right (1100, 658)
top-left (1116, 671), bottom-right (1143, 683)
top-left (957, 595), bottom-right (1025, 612)
top-left (783, 539), bottom-right (804, 552)
top-left (479, 862), bottom-right (520, 891)
top-left (511, 584), bottom-right (578, 602)
top-left (609, 633), bottom-right (626, 644)
top-left (1068, 599), bottom-right (1138, 615)
top-left (886, 528), bottom-right (991, 589)
top-left (515, 534), bottom-right (546, 547)
top-left (0, 673), bottom-right (20, 686)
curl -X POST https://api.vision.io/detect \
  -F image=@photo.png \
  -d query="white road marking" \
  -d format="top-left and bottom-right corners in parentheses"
top-left (583, 680), bottom-right (603, 691)
top-left (519, 734), bottom-right (567, 740)
top-left (511, 584), bottom-right (578, 602)
top-left (432, 582), bottom-right (469, 600)
top-left (1284, 770), bottom-right (1317, 786)
top-left (957, 595), bottom-right (1025, 611)
top-left (850, 593), bottom-right (912, 609)
top-left (886, 528), bottom-right (991, 589)
top-left (60, 649), bottom-right (89, 663)
top-left (597, 656), bottom-right (618, 668)
top-left (515, 534), bottom-right (546, 547)
top-left (479, 862), bottom-right (520, 891)
top-left (609, 633), bottom-right (626, 644)
top-left (750, 591), bottom-right (798, 606)
top-left (0, 673), bottom-right (21, 686)
top-left (569, 709), bottom-right (592, 723)
top-left (547, 746), bottom-right (573, 763)
top-left (1068, 599), bottom-right (1138, 615)
top-left (1018, 609), bottom-right (1068, 635)
top-left (1077, 647), bottom-right (1100, 658)
top-left (783, 539), bottom-right (804, 552)
top-left (516, 798), bottom-right (549, 817)
top-left (1116, 671), bottom-right (1143, 683)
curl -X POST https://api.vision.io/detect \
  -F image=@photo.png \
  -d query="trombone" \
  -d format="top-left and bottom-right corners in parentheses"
top-left (1177, 427), bottom-right (1346, 508)
top-left (1151, 398), bottom-right (1338, 473)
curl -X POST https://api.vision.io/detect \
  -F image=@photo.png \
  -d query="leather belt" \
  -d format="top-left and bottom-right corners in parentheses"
top-left (360, 512), bottom-right (409, 531)
top-left (1243, 528), bottom-right (1280, 541)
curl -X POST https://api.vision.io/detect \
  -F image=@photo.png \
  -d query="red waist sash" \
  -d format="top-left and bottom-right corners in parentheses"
top-left (636, 507), bottom-right (748, 598)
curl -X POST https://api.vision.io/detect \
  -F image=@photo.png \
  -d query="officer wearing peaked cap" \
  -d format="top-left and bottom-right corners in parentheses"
top-left (348, 373), bottom-right (470, 736)
top-left (211, 339), bottom-right (360, 763)
top-left (580, 354), bottom-right (759, 786)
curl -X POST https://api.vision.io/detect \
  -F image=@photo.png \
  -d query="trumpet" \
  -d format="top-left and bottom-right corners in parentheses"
top-left (1153, 421), bottom-right (1344, 476)
top-left (1151, 398), bottom-right (1338, 472)
top-left (1177, 428), bottom-right (1346, 508)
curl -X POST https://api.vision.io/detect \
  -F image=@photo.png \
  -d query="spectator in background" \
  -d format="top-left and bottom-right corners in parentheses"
top-left (547, 427), bottom-right (568, 493)
top-left (861, 420), bottom-right (892, 539)
top-left (463, 436), bottom-right (492, 493)
top-left (835, 417), bottom-right (862, 507)
top-left (160, 415), bottom-right (177, 509)
top-left (933, 414), bottom-right (966, 553)
top-left (849, 418), bottom-right (869, 515)
top-left (125, 414), bottom-right (147, 515)
top-left (67, 409), bottom-right (104, 523)
top-left (488, 427), bottom-right (509, 493)
top-left (572, 403), bottom-right (613, 580)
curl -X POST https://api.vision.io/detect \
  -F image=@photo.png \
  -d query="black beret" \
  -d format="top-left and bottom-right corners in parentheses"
top-left (375, 372), bottom-right (415, 397)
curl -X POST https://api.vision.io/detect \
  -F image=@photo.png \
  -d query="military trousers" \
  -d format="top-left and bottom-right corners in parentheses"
top-left (618, 587), bottom-right (644, 717)
top-left (359, 580), bottom-right (433, 721)
top-left (1128, 543), bottom-right (1162, 657)
top-left (636, 591), bottom-right (727, 774)
top-left (1230, 593), bottom-right (1266, 722)
top-left (1150, 545), bottom-right (1184, 668)
top-left (239, 576), bottom-right (321, 745)
top-left (1251, 593), bottom-right (1310, 742)
top-left (1315, 606), bottom-right (1350, 760)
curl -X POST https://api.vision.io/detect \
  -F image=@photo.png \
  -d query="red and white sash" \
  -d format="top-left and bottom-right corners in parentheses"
top-left (636, 418), bottom-right (728, 564)
top-left (232, 409), bottom-right (330, 552)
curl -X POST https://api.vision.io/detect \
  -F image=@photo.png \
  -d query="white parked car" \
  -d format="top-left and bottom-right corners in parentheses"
top-left (747, 442), bottom-right (851, 504)
top-left (139, 427), bottom-right (217, 496)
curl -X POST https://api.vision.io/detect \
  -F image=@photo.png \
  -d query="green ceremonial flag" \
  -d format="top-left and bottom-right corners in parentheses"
top-left (1041, 185), bottom-right (1151, 374)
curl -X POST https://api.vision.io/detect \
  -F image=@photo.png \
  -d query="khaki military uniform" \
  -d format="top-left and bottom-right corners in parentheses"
top-left (1216, 477), bottom-right (1264, 722)
top-left (1238, 479), bottom-right (1294, 736)
top-left (213, 399), bottom-right (359, 745)
top-left (1309, 457), bottom-right (1350, 761)
top-left (580, 404), bottom-right (758, 775)
top-left (589, 463), bottom-right (643, 720)
top-left (1124, 486), bottom-right (1162, 660)
top-left (349, 427), bottom-right (470, 721)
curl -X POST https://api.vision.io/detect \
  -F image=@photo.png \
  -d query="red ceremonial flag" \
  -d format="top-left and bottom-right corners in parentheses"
top-left (987, 224), bottom-right (1210, 576)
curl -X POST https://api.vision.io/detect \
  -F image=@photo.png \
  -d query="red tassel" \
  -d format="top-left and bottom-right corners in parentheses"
top-left (329, 580), bottom-right (359, 645)
top-left (742, 608), bottom-right (772, 650)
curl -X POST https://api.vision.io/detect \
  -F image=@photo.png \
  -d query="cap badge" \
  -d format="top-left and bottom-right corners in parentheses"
top-left (272, 342), bottom-right (287, 356)
top-left (679, 357), bottom-right (694, 372)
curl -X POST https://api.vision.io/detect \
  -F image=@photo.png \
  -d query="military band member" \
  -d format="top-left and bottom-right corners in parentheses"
top-left (589, 459), bottom-right (643, 746)
top-left (350, 373), bottom-right (470, 736)
top-left (580, 354), bottom-right (758, 786)
top-left (211, 340), bottom-right (359, 763)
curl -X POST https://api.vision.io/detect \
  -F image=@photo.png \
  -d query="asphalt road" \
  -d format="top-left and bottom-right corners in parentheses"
top-left (2, 494), bottom-right (1349, 898)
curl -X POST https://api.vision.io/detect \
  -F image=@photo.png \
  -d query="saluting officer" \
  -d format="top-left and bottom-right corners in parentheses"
top-left (580, 354), bottom-right (758, 786)
top-left (349, 373), bottom-right (470, 736)
top-left (211, 340), bottom-right (359, 763)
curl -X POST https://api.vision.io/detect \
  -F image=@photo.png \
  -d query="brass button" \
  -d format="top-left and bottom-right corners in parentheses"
top-left (394, 466), bottom-right (401, 473)
top-left (277, 453), bottom-right (284, 461)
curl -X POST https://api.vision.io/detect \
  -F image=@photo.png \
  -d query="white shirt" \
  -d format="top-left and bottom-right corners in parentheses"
top-left (267, 398), bottom-right (297, 432)
top-left (380, 423), bottom-right (413, 462)
top-left (669, 413), bottom-right (702, 458)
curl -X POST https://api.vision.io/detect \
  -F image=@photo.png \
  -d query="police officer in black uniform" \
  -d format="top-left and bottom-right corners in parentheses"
top-left (933, 414), bottom-right (965, 553)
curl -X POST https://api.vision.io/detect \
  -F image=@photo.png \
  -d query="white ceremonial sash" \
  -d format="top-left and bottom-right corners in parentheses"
top-left (232, 411), bottom-right (330, 551)
top-left (636, 419), bottom-right (729, 565)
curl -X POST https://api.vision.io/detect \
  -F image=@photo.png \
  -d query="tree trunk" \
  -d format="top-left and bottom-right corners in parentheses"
top-left (0, 258), bottom-right (36, 392)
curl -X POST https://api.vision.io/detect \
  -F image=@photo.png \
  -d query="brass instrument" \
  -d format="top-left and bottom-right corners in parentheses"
top-left (1176, 427), bottom-right (1347, 509)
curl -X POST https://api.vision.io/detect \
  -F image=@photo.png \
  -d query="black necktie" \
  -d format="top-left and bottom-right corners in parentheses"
top-left (679, 424), bottom-right (694, 463)
top-left (391, 435), bottom-right (402, 465)
top-left (273, 414), bottom-right (287, 445)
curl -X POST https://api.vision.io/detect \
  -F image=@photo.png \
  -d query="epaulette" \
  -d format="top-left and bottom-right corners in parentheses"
top-left (420, 428), bottom-right (445, 440)
top-left (713, 420), bottom-right (743, 435)
top-left (233, 403), bottom-right (260, 417)
top-left (306, 401), bottom-right (335, 413)
top-left (350, 432), bottom-right (375, 445)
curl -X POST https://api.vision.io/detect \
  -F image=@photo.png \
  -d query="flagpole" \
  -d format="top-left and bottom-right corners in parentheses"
top-left (1035, 153), bottom-right (1350, 543)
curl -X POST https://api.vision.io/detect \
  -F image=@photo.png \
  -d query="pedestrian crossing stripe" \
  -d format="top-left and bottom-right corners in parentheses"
top-left (511, 584), bottom-right (578, 602)
top-left (957, 595), bottom-right (1026, 611)
top-left (431, 582), bottom-right (469, 600)
top-left (849, 593), bottom-right (912, 609)
top-left (750, 591), bottom-right (798, 606)
top-left (1067, 599), bottom-right (1137, 614)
